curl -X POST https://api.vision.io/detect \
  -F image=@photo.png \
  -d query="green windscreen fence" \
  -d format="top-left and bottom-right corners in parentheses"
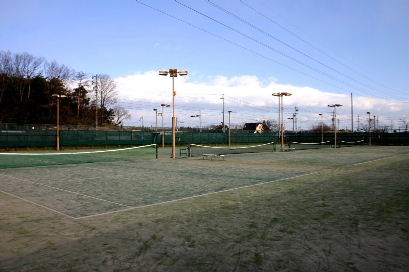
top-left (0, 130), bottom-right (156, 148)
top-left (0, 130), bottom-right (407, 148)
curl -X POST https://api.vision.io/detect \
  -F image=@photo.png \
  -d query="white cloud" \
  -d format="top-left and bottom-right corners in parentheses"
top-left (114, 71), bottom-right (408, 129)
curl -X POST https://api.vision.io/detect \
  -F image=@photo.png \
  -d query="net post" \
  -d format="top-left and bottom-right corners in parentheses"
top-left (155, 144), bottom-right (158, 159)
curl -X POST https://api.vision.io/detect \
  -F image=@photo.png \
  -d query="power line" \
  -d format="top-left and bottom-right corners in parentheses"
top-left (134, 0), bottom-right (350, 92)
top-left (174, 0), bottom-right (366, 91)
top-left (207, 0), bottom-right (391, 97)
top-left (134, 0), bottom-right (408, 105)
top-left (174, 0), bottom-right (406, 100)
top-left (239, 0), bottom-right (406, 96)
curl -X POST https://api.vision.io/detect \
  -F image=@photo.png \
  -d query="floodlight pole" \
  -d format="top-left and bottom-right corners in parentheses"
top-left (272, 92), bottom-right (292, 151)
top-left (190, 114), bottom-right (201, 132)
top-left (228, 110), bottom-right (233, 147)
top-left (52, 94), bottom-right (67, 151)
top-left (153, 108), bottom-right (158, 131)
top-left (318, 113), bottom-right (324, 144)
top-left (199, 110), bottom-right (202, 133)
top-left (160, 103), bottom-right (170, 148)
top-left (328, 104), bottom-right (343, 148)
top-left (159, 69), bottom-right (188, 159)
top-left (367, 111), bottom-right (371, 146)
top-left (373, 115), bottom-right (376, 131)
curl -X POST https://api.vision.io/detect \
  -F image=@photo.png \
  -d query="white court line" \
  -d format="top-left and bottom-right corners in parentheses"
top-left (0, 189), bottom-right (75, 219)
top-left (351, 156), bottom-right (395, 166)
top-left (76, 171), bottom-right (320, 220)
top-left (0, 173), bottom-right (129, 208)
top-left (1, 152), bottom-right (406, 220)
top-left (77, 153), bottom-right (408, 220)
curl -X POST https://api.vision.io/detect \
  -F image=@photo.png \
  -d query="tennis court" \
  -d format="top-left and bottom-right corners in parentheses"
top-left (0, 144), bottom-right (407, 219)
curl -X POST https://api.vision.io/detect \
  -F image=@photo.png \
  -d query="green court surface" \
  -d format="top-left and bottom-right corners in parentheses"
top-left (0, 145), bottom-right (407, 218)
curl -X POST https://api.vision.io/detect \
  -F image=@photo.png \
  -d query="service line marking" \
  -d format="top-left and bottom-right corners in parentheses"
top-left (75, 171), bottom-right (320, 220)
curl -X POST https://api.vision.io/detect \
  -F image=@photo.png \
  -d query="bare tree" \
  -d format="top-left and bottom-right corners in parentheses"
top-left (113, 107), bottom-right (131, 126)
top-left (19, 53), bottom-right (43, 78)
top-left (95, 74), bottom-right (117, 108)
top-left (92, 74), bottom-right (118, 125)
top-left (0, 51), bottom-right (14, 75)
top-left (19, 53), bottom-right (44, 99)
top-left (0, 51), bottom-right (46, 102)
top-left (0, 51), bottom-right (43, 78)
top-left (44, 60), bottom-right (74, 81)
top-left (75, 71), bottom-right (91, 88)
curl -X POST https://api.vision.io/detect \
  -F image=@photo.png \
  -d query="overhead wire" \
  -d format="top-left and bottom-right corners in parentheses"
top-left (239, 0), bottom-right (406, 96)
top-left (174, 0), bottom-right (408, 101)
top-left (133, 0), bottom-right (406, 128)
top-left (135, 0), bottom-right (349, 92)
top-left (206, 0), bottom-right (391, 97)
top-left (135, 0), bottom-right (407, 103)
top-left (173, 0), bottom-right (370, 93)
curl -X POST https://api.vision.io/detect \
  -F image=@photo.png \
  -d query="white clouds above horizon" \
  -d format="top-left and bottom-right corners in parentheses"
top-left (114, 71), bottom-right (408, 128)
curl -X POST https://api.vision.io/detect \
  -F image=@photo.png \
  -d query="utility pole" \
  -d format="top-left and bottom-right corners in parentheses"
top-left (376, 116), bottom-right (379, 131)
top-left (367, 112), bottom-right (371, 146)
top-left (221, 94), bottom-right (225, 132)
top-left (350, 92), bottom-right (354, 132)
top-left (357, 115), bottom-right (360, 131)
top-left (294, 106), bottom-right (299, 132)
top-left (92, 75), bottom-right (98, 129)
top-left (140, 116), bottom-right (144, 130)
top-left (228, 110), bottom-right (233, 146)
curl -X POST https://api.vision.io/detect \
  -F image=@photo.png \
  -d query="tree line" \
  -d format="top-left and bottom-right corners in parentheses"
top-left (0, 50), bottom-right (130, 127)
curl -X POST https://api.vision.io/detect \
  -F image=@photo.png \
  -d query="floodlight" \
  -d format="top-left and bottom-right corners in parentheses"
top-left (52, 94), bottom-right (67, 98)
top-left (158, 68), bottom-right (188, 159)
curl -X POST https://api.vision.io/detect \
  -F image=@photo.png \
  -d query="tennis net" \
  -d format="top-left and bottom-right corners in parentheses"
top-left (188, 142), bottom-right (276, 157)
top-left (287, 140), bottom-right (364, 150)
top-left (0, 144), bottom-right (158, 169)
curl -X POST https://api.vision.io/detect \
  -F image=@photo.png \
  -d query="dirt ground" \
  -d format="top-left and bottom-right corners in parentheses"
top-left (0, 149), bottom-right (408, 271)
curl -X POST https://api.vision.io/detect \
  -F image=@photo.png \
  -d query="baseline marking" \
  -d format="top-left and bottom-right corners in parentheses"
top-left (0, 189), bottom-right (75, 219)
top-left (0, 173), bottom-right (129, 208)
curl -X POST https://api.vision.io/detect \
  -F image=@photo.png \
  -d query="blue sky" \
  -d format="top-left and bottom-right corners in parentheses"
top-left (1, 0), bottom-right (408, 129)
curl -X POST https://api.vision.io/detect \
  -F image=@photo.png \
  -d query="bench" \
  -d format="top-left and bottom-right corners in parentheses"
top-left (179, 148), bottom-right (189, 158)
top-left (202, 153), bottom-right (225, 160)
